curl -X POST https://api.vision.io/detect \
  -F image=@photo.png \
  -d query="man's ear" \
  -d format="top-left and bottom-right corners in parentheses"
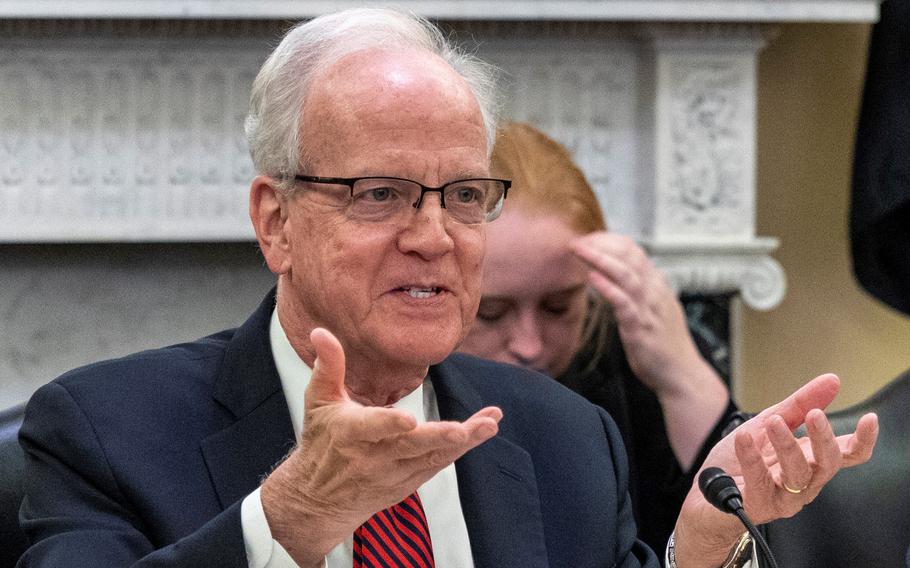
top-left (250, 175), bottom-right (292, 275)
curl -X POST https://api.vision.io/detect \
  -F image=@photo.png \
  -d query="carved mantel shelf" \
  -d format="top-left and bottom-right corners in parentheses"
top-left (0, 1), bottom-right (879, 311)
top-left (0, 0), bottom-right (879, 21)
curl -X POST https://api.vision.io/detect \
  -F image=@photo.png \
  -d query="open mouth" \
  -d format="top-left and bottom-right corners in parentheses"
top-left (398, 286), bottom-right (443, 299)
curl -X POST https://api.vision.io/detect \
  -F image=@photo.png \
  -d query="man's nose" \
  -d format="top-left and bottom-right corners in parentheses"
top-left (507, 312), bottom-right (545, 368)
top-left (396, 193), bottom-right (455, 259)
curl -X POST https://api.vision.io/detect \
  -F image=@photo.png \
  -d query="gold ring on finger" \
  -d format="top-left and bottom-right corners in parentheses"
top-left (783, 482), bottom-right (807, 494)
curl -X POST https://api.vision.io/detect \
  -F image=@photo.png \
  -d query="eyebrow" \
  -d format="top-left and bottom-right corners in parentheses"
top-left (541, 284), bottom-right (588, 300)
top-left (451, 169), bottom-right (490, 179)
top-left (345, 163), bottom-right (489, 178)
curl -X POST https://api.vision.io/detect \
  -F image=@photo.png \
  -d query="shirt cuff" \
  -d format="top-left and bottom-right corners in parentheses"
top-left (665, 530), bottom-right (759, 568)
top-left (241, 487), bottom-right (303, 568)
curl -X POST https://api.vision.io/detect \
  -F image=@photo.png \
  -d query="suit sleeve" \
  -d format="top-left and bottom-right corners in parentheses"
top-left (17, 381), bottom-right (249, 567)
top-left (597, 406), bottom-right (661, 568)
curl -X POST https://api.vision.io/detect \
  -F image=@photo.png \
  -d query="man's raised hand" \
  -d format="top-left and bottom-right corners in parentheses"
top-left (261, 328), bottom-right (502, 567)
top-left (673, 373), bottom-right (878, 568)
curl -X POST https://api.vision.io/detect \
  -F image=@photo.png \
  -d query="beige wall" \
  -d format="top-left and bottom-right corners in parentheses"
top-left (739, 23), bottom-right (910, 411)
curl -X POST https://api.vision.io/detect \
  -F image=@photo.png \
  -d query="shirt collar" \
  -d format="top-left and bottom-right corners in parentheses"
top-left (268, 308), bottom-right (428, 442)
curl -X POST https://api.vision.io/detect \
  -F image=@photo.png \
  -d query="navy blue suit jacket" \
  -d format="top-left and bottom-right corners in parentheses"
top-left (18, 293), bottom-right (657, 567)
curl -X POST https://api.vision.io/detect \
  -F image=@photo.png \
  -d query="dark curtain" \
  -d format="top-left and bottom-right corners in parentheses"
top-left (850, 0), bottom-right (910, 316)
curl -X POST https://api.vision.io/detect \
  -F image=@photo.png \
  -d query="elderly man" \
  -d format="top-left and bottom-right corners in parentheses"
top-left (18, 8), bottom-right (877, 568)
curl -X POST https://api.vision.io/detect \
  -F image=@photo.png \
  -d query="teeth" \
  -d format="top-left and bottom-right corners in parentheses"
top-left (404, 287), bottom-right (438, 299)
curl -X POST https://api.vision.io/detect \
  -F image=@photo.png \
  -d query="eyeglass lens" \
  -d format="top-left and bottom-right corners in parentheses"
top-left (304, 177), bottom-right (505, 224)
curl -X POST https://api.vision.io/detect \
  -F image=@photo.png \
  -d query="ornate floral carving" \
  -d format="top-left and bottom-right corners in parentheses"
top-left (661, 56), bottom-right (754, 237)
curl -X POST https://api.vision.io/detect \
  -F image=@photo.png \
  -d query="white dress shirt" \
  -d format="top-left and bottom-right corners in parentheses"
top-left (240, 309), bottom-right (475, 568)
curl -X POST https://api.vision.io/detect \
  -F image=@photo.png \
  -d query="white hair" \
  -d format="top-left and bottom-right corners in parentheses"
top-left (244, 8), bottom-right (500, 183)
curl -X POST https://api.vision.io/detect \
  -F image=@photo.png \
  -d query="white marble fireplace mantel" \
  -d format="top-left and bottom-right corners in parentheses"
top-left (0, 1), bottom-right (879, 311)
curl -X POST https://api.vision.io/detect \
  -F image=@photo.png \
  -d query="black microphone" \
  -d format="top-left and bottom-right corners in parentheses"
top-left (697, 467), bottom-right (781, 568)
top-left (698, 467), bottom-right (744, 513)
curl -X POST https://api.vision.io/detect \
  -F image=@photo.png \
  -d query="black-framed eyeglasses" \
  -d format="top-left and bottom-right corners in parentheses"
top-left (291, 175), bottom-right (510, 225)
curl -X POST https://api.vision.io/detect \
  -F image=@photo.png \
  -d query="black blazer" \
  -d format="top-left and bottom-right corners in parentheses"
top-left (18, 292), bottom-right (657, 567)
top-left (850, 0), bottom-right (910, 315)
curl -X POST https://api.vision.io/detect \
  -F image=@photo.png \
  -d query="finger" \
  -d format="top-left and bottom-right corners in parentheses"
top-left (572, 232), bottom-right (639, 260)
top-left (754, 374), bottom-right (841, 431)
top-left (390, 408), bottom-right (503, 494)
top-left (570, 231), bottom-right (620, 255)
top-left (573, 245), bottom-right (645, 300)
top-left (396, 421), bottom-right (497, 474)
top-left (733, 428), bottom-right (776, 505)
top-left (470, 406), bottom-right (504, 422)
top-left (766, 414), bottom-right (813, 492)
top-left (804, 409), bottom-right (841, 485)
top-left (451, 406), bottom-right (502, 446)
top-left (580, 233), bottom-right (656, 285)
top-left (841, 412), bottom-right (879, 466)
top-left (387, 407), bottom-right (502, 459)
top-left (306, 327), bottom-right (349, 408)
top-left (333, 404), bottom-right (418, 444)
top-left (587, 270), bottom-right (638, 324)
top-left (395, 412), bottom-right (501, 479)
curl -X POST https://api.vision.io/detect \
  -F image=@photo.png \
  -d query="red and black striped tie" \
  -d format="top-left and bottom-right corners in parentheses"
top-left (353, 492), bottom-right (435, 567)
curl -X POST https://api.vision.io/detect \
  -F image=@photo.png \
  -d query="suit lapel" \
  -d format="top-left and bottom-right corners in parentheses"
top-left (200, 392), bottom-right (295, 509)
top-left (431, 362), bottom-right (550, 568)
top-left (200, 290), bottom-right (297, 509)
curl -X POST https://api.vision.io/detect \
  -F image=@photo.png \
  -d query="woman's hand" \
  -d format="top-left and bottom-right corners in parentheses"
top-left (570, 232), bottom-right (703, 390)
top-left (571, 232), bottom-right (729, 468)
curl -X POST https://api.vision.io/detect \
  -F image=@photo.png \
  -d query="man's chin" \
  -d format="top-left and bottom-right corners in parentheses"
top-left (404, 343), bottom-right (460, 367)
top-left (375, 335), bottom-right (461, 368)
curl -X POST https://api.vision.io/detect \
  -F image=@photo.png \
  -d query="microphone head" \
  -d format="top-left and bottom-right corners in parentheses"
top-left (698, 467), bottom-right (744, 514)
